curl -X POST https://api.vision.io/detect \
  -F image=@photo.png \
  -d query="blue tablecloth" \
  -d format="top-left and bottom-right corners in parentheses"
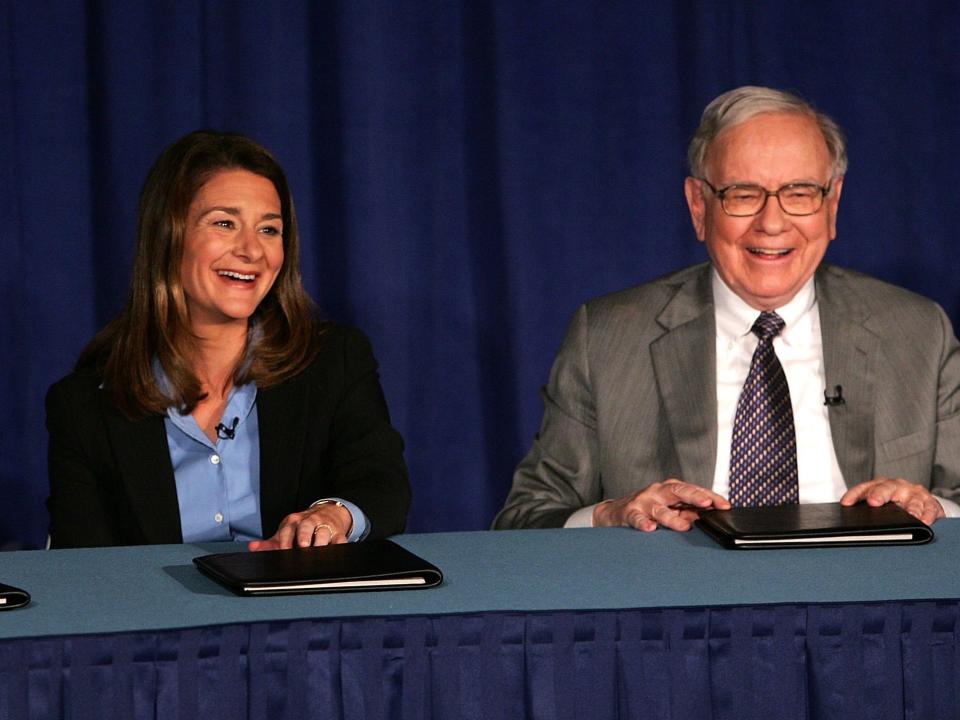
top-left (1, 523), bottom-right (958, 719)
top-left (2, 523), bottom-right (959, 639)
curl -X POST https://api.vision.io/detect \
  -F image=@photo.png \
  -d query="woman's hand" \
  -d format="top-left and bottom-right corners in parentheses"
top-left (248, 501), bottom-right (354, 551)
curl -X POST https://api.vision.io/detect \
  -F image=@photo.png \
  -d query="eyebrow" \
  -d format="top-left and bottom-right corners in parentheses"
top-left (716, 178), bottom-right (823, 187)
top-left (198, 206), bottom-right (283, 222)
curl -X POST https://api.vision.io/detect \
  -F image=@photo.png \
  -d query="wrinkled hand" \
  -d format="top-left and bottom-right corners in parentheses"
top-left (248, 503), bottom-right (353, 552)
top-left (593, 479), bottom-right (731, 532)
top-left (841, 477), bottom-right (945, 525)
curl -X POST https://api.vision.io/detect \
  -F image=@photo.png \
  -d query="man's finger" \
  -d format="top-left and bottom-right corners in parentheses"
top-left (654, 506), bottom-right (696, 531)
top-left (625, 507), bottom-right (657, 532)
top-left (665, 481), bottom-right (731, 509)
top-left (841, 479), bottom-right (882, 505)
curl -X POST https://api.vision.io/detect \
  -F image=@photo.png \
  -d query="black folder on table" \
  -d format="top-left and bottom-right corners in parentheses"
top-left (0, 582), bottom-right (31, 610)
top-left (695, 502), bottom-right (934, 549)
top-left (193, 540), bottom-right (443, 596)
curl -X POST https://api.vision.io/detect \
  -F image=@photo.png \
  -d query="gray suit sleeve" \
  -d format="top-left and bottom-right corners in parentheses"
top-left (869, 295), bottom-right (960, 501)
top-left (493, 305), bottom-right (603, 529)
top-left (931, 304), bottom-right (960, 502)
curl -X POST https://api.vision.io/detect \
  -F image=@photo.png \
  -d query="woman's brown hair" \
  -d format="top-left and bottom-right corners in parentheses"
top-left (78, 130), bottom-right (323, 417)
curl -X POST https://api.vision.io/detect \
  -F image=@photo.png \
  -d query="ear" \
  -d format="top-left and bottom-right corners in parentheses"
top-left (684, 177), bottom-right (707, 242)
top-left (826, 176), bottom-right (844, 240)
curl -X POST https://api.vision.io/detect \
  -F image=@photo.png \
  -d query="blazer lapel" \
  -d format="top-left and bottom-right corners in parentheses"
top-left (650, 266), bottom-right (718, 489)
top-left (101, 401), bottom-right (183, 543)
top-left (256, 370), bottom-right (312, 536)
top-left (816, 266), bottom-right (878, 487)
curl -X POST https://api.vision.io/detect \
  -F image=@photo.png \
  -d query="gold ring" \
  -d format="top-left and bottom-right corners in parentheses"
top-left (312, 523), bottom-right (334, 542)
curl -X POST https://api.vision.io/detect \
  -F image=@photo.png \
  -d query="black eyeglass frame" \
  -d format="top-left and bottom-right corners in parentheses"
top-left (697, 178), bottom-right (833, 217)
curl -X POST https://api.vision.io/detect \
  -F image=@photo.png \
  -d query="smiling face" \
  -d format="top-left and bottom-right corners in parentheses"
top-left (684, 112), bottom-right (843, 310)
top-left (180, 169), bottom-right (284, 333)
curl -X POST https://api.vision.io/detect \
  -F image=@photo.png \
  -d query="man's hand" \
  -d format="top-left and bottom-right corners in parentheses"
top-left (248, 502), bottom-right (354, 552)
top-left (593, 479), bottom-right (731, 532)
top-left (841, 477), bottom-right (945, 525)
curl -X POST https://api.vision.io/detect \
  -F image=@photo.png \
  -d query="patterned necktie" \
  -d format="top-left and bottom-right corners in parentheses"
top-left (728, 311), bottom-right (799, 506)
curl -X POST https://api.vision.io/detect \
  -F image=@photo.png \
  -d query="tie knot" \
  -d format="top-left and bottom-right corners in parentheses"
top-left (752, 311), bottom-right (785, 340)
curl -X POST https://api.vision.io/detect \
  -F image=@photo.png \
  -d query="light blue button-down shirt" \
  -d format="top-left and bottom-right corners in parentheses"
top-left (165, 381), bottom-right (263, 542)
top-left (157, 365), bottom-right (369, 543)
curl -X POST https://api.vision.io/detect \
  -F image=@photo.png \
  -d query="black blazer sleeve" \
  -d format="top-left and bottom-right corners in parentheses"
top-left (46, 371), bottom-right (182, 548)
top-left (256, 325), bottom-right (411, 539)
top-left (46, 373), bottom-right (121, 547)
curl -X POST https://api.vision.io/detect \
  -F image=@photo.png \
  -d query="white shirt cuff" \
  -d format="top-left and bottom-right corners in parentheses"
top-left (936, 495), bottom-right (960, 518)
top-left (564, 504), bottom-right (600, 528)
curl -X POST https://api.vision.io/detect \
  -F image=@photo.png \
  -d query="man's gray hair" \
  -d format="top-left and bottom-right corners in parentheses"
top-left (687, 86), bottom-right (848, 179)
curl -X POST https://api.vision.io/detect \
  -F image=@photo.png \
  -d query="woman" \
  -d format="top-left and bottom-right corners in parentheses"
top-left (46, 131), bottom-right (410, 549)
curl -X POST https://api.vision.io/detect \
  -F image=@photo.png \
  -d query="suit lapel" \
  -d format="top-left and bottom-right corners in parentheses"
top-left (650, 266), bottom-right (718, 489)
top-left (101, 401), bottom-right (183, 543)
top-left (816, 266), bottom-right (878, 487)
top-left (257, 369), bottom-right (312, 536)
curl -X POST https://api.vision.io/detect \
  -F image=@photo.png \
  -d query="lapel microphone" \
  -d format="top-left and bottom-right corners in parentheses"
top-left (823, 386), bottom-right (845, 407)
top-left (215, 416), bottom-right (240, 440)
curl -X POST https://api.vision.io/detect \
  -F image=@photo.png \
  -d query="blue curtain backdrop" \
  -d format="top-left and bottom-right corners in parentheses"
top-left (2, 2), bottom-right (958, 548)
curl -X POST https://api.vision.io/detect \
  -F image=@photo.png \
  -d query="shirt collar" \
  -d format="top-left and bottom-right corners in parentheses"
top-left (152, 358), bottom-right (258, 446)
top-left (712, 268), bottom-right (816, 345)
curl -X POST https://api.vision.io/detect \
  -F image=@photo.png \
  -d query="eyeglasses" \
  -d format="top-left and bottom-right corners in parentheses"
top-left (698, 178), bottom-right (832, 217)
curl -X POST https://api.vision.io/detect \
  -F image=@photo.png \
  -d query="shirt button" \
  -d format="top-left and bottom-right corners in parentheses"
top-left (214, 512), bottom-right (224, 524)
top-left (210, 454), bottom-right (221, 465)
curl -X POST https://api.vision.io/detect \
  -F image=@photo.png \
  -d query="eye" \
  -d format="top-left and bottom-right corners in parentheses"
top-left (259, 225), bottom-right (282, 236)
top-left (213, 219), bottom-right (235, 229)
top-left (727, 186), bottom-right (762, 201)
top-left (782, 184), bottom-right (818, 199)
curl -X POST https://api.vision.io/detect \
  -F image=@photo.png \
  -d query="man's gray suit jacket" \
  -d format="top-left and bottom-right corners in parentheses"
top-left (494, 262), bottom-right (960, 529)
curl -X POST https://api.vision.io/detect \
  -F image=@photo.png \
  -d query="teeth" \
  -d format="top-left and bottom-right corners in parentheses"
top-left (748, 248), bottom-right (790, 256)
top-left (218, 270), bottom-right (255, 281)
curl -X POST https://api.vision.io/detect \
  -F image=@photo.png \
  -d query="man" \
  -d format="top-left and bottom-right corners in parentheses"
top-left (494, 86), bottom-right (960, 532)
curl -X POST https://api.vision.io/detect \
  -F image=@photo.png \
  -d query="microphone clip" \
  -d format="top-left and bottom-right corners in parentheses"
top-left (823, 385), bottom-right (845, 407)
top-left (215, 416), bottom-right (239, 440)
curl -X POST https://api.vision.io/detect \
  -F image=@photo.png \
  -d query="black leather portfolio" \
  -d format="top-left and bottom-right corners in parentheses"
top-left (193, 540), bottom-right (443, 596)
top-left (696, 502), bottom-right (934, 549)
top-left (0, 582), bottom-right (31, 610)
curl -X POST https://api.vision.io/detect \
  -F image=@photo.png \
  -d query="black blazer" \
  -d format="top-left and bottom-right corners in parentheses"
top-left (46, 325), bottom-right (411, 548)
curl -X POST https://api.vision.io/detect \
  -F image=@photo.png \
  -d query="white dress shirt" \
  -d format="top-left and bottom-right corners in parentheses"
top-left (711, 271), bottom-right (846, 503)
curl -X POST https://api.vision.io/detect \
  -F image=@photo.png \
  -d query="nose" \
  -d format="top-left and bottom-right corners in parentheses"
top-left (233, 225), bottom-right (265, 262)
top-left (753, 192), bottom-right (791, 235)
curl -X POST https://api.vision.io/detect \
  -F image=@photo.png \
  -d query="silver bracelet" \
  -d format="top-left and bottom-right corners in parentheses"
top-left (310, 499), bottom-right (345, 509)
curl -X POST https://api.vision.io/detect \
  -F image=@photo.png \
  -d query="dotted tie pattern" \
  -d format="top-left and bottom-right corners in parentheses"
top-left (728, 311), bottom-right (799, 507)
